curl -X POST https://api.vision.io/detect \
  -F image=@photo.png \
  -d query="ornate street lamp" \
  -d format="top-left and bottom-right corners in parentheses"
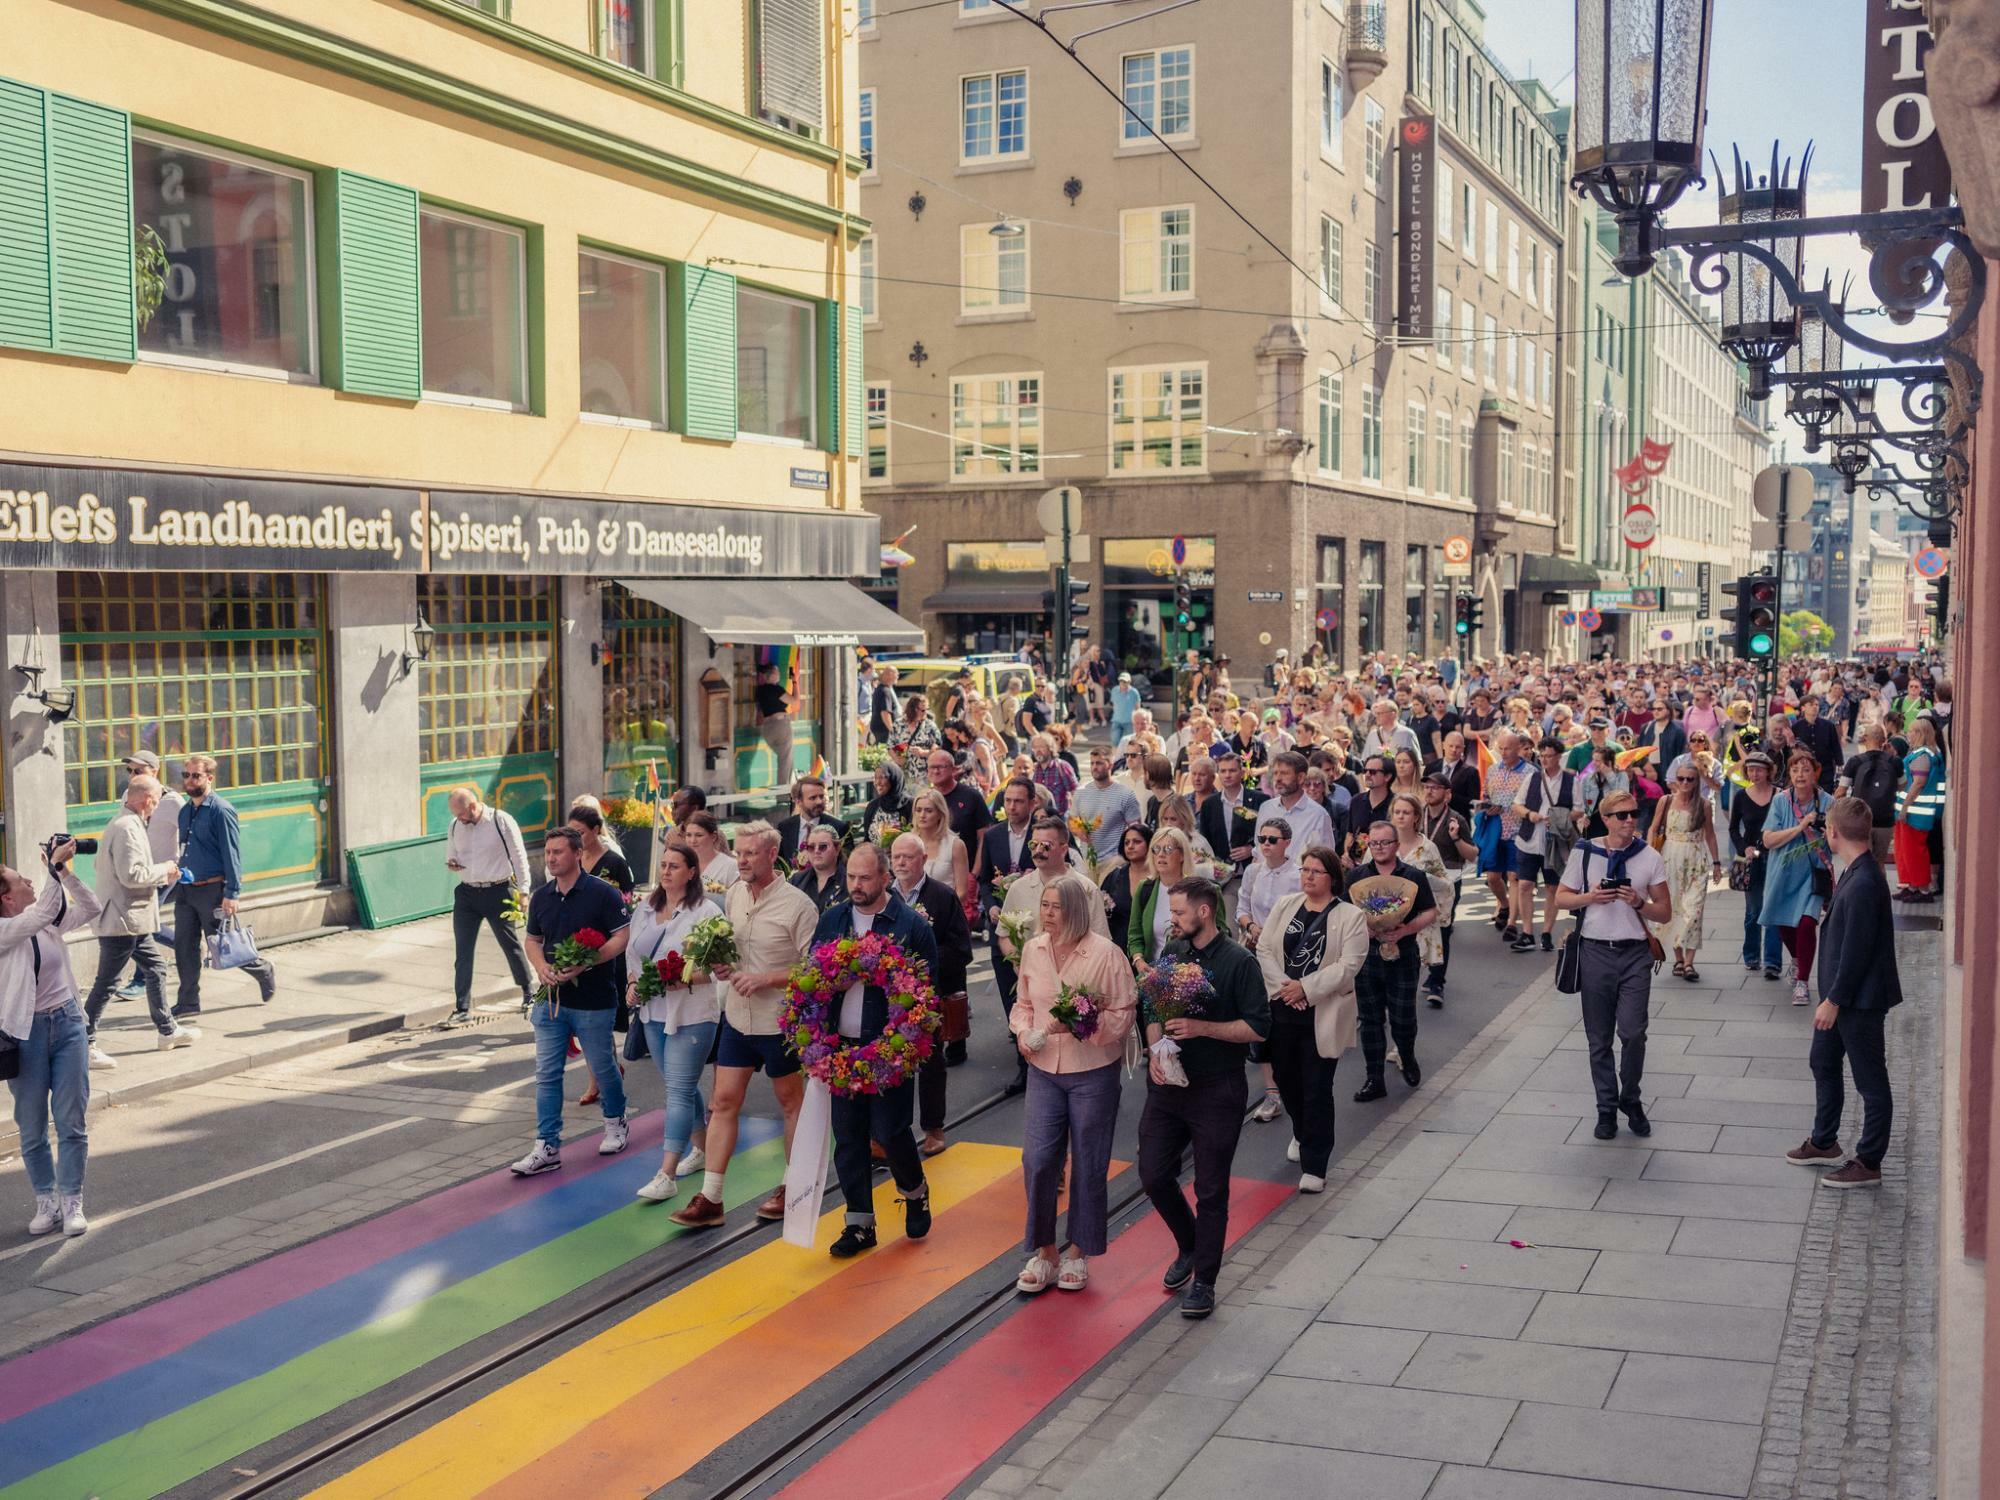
top-left (1571, 0), bottom-right (1717, 275)
top-left (1830, 383), bottom-right (1878, 492)
top-left (1713, 145), bottom-right (1805, 401)
top-left (1784, 285), bottom-right (1845, 448)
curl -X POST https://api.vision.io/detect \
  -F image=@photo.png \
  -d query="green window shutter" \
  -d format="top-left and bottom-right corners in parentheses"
top-left (330, 171), bottom-right (421, 400)
top-left (0, 78), bottom-right (53, 352)
top-left (669, 261), bottom-right (737, 440)
top-left (842, 302), bottom-right (863, 458)
top-left (817, 298), bottom-right (839, 454)
top-left (45, 92), bottom-right (134, 363)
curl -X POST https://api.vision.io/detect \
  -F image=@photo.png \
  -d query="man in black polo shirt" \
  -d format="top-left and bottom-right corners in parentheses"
top-left (511, 827), bottom-right (632, 1177)
top-left (926, 747), bottom-right (993, 863)
top-left (1346, 821), bottom-right (1439, 1102)
top-left (1138, 877), bottom-right (1272, 1321)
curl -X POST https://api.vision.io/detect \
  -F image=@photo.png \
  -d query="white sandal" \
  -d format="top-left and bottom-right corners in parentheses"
top-left (1016, 1254), bottom-right (1058, 1294)
top-left (1056, 1253), bottom-right (1089, 1291)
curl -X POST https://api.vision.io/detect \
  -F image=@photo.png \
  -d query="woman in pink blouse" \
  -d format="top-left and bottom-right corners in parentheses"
top-left (1009, 875), bottom-right (1138, 1294)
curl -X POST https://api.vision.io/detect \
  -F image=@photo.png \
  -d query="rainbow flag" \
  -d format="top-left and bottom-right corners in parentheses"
top-left (645, 759), bottom-right (660, 794)
top-left (1474, 733), bottom-right (1495, 794)
top-left (809, 753), bottom-right (827, 779)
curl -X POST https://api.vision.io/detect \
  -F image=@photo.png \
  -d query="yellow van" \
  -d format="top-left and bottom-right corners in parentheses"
top-left (875, 657), bottom-right (1034, 720)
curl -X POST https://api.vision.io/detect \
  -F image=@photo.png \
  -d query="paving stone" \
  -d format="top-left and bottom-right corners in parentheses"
top-left (1374, 1131), bottom-right (1476, 1181)
top-left (1320, 1274), bottom-right (1541, 1339)
top-left (1710, 1124), bottom-right (1822, 1158)
top-left (1361, 1234), bottom-right (1598, 1292)
top-left (1684, 1076), bottom-right (1818, 1106)
top-left (1581, 1250), bottom-right (1795, 1310)
top-left (1501, 1207), bottom-right (1679, 1254)
top-left (1524, 1292), bottom-right (1785, 1362)
top-left (1561, 1118), bottom-right (1722, 1153)
top-left (1456, 1140), bottom-right (1657, 1181)
top-left (1682, 1033), bottom-right (1817, 1058)
top-left (1555, 1031), bottom-right (1693, 1056)
top-left (1594, 1177), bottom-right (1814, 1224)
top-left (1418, 1091), bottom-right (1513, 1134)
top-left (1395, 1331), bottom-right (1623, 1407)
top-left (1626, 1051), bottom-right (1754, 1077)
top-left (1223, 1374), bottom-right (1516, 1463)
top-left (1490, 1401), bottom-right (1762, 1495)
top-left (1320, 1175), bottom-right (1433, 1239)
top-left (1252, 1234), bottom-right (1375, 1310)
top-left (1271, 1322), bottom-right (1425, 1385)
top-left (1474, 1112), bottom-right (1587, 1145)
top-left (1161, 1437), bottom-right (1438, 1500)
top-left (1639, 1150), bottom-right (1813, 1188)
top-left (1645, 1096), bottom-right (1813, 1129)
top-left (1164, 1304), bottom-right (1317, 1402)
top-left (1427, 1466), bottom-right (1727, 1500)
top-left (1430, 1166), bottom-right (1609, 1210)
top-left (1667, 1218), bottom-right (1805, 1263)
top-left (1060, 1392), bottom-right (1237, 1500)
top-left (1741, 1055), bottom-right (1813, 1080)
top-left (1607, 1352), bottom-right (1776, 1423)
top-left (1394, 1198), bottom-right (1518, 1242)
top-left (37, 1215), bottom-right (269, 1294)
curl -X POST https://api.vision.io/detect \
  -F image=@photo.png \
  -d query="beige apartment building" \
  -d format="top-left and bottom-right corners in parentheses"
top-left (856, 0), bottom-right (1569, 688)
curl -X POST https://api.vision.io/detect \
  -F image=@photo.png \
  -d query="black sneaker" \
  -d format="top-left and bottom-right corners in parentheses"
top-left (1540, 932), bottom-right (1554, 952)
top-left (1180, 1280), bottom-right (1216, 1319)
top-left (1424, 986), bottom-right (1444, 1010)
top-left (1622, 1103), bottom-right (1652, 1137)
top-left (1352, 1077), bottom-right (1388, 1103)
top-left (1401, 1059), bottom-right (1422, 1089)
top-left (1510, 934), bottom-right (1537, 952)
top-left (829, 1223), bottom-right (878, 1258)
top-left (1502, 926), bottom-right (1520, 945)
top-left (902, 1187), bottom-right (932, 1241)
top-left (1593, 1111), bottom-right (1618, 1141)
top-left (1161, 1252), bottom-right (1195, 1293)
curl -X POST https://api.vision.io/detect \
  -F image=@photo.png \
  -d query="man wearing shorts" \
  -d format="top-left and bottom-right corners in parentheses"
top-left (671, 820), bottom-right (816, 1229)
top-left (1480, 732), bottom-right (1532, 940)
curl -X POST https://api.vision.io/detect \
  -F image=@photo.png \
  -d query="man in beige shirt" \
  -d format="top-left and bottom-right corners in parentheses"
top-left (671, 820), bottom-right (816, 1230)
top-left (1000, 816), bottom-right (1112, 942)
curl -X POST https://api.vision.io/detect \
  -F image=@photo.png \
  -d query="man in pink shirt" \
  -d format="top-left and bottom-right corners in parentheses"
top-left (1683, 684), bottom-right (1724, 741)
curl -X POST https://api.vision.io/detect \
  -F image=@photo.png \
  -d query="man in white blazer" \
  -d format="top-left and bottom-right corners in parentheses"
top-left (82, 775), bottom-right (188, 1062)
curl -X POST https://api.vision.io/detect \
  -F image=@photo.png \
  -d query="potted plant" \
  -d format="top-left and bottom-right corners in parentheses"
top-left (603, 795), bottom-right (658, 879)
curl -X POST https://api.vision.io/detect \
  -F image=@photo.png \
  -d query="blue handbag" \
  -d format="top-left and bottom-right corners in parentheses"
top-left (206, 915), bottom-right (261, 971)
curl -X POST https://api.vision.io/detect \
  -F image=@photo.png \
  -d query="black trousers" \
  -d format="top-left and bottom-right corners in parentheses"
top-left (173, 882), bottom-right (275, 1014)
top-left (1810, 1005), bottom-right (1893, 1169)
top-left (1355, 959), bottom-right (1419, 1080)
top-left (1264, 1022), bottom-right (1338, 1176)
top-left (1579, 940), bottom-right (1651, 1112)
top-left (831, 1079), bottom-right (925, 1222)
top-left (992, 933), bottom-right (1024, 1076)
top-left (1426, 880), bottom-right (1460, 990)
top-left (918, 1045), bottom-right (946, 1132)
top-left (85, 934), bottom-right (174, 1036)
top-left (453, 883), bottom-right (533, 1012)
top-left (1137, 1069), bottom-right (1247, 1285)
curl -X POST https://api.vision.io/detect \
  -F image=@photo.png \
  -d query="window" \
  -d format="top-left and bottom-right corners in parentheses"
top-left (1482, 314), bottom-right (1497, 383)
top-left (1506, 221), bottom-right (1520, 292)
top-left (1469, 67), bottom-right (1483, 147)
top-left (133, 134), bottom-right (314, 377)
top-left (961, 223), bottom-right (1028, 314)
top-left (1317, 372), bottom-right (1342, 474)
top-left (1405, 544), bottom-right (1426, 650)
top-left (858, 87), bottom-right (877, 172)
top-left (419, 575), bottom-right (557, 770)
top-left (1358, 541), bottom-right (1385, 654)
top-left (1506, 335), bottom-right (1517, 394)
top-left (1434, 408), bottom-right (1452, 496)
top-left (962, 70), bottom-right (1028, 162)
top-left (1315, 539), bottom-right (1344, 662)
top-left (857, 0), bottom-right (876, 31)
top-left (1543, 349), bottom-right (1554, 410)
top-left (1121, 47), bottom-right (1193, 142)
top-left (1319, 215), bottom-right (1343, 305)
top-left (756, 0), bottom-right (825, 133)
top-left (420, 208), bottom-right (526, 407)
top-left (578, 249), bottom-right (665, 427)
top-left (736, 286), bottom-right (817, 443)
top-left (1526, 240), bottom-right (1539, 308)
top-left (1320, 60), bottom-right (1341, 155)
top-left (859, 235), bottom-right (879, 320)
top-left (1364, 99), bottom-right (1386, 191)
top-left (1460, 414), bottom-right (1474, 498)
top-left (1521, 443), bottom-right (1537, 513)
top-left (596, 0), bottom-right (652, 72)
top-left (1498, 428), bottom-right (1515, 507)
top-left (952, 373), bottom-right (1040, 477)
top-left (1417, 13), bottom-right (1435, 100)
top-left (1362, 240), bottom-right (1382, 330)
top-left (1120, 206), bottom-right (1194, 300)
top-left (865, 384), bottom-right (889, 480)
top-left (1484, 201), bottom-right (1499, 275)
top-left (1543, 255), bottom-right (1555, 311)
top-left (1459, 302), bottom-right (1475, 375)
top-left (1407, 401), bottom-right (1426, 490)
top-left (1361, 381), bottom-right (1383, 481)
top-left (1462, 184), bottom-right (1476, 257)
top-left (1445, 40), bottom-right (1460, 126)
top-left (1439, 161), bottom-right (1454, 245)
top-left (1435, 290), bottom-right (1451, 358)
top-left (1110, 364), bottom-right (1206, 471)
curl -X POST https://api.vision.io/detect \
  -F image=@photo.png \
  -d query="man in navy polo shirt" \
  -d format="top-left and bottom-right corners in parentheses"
top-left (511, 827), bottom-right (632, 1177)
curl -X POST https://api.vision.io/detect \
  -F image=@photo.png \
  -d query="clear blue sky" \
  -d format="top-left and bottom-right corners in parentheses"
top-left (1484, 0), bottom-right (1868, 194)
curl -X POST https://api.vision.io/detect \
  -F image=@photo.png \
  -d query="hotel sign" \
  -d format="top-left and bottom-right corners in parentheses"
top-left (1861, 0), bottom-right (1951, 213)
top-left (1396, 115), bottom-right (1437, 343)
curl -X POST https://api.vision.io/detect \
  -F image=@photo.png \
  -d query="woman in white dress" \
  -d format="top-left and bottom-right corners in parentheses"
top-left (1649, 762), bottom-right (1723, 982)
top-left (1388, 794), bottom-right (1451, 971)
top-left (626, 841), bottom-right (724, 1204)
top-left (911, 787), bottom-right (970, 906)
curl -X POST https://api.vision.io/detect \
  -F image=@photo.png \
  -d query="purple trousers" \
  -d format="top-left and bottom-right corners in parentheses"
top-left (1022, 1061), bottom-right (1122, 1255)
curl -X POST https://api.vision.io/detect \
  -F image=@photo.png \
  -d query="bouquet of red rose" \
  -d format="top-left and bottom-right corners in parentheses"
top-left (541, 927), bottom-right (607, 1008)
top-left (633, 948), bottom-right (687, 1004)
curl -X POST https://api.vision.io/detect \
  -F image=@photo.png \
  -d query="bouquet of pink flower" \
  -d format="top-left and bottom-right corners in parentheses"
top-left (1135, 960), bottom-right (1212, 1087)
top-left (1049, 979), bottom-right (1102, 1041)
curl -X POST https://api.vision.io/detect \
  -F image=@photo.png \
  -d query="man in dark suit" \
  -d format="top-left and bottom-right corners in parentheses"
top-left (890, 832), bottom-right (973, 1157)
top-left (975, 778), bottom-right (1038, 1091)
top-left (774, 774), bottom-right (846, 865)
top-left (1787, 796), bottom-right (1904, 1188)
top-left (811, 843), bottom-right (941, 1257)
top-left (1209, 750), bottom-right (1267, 874)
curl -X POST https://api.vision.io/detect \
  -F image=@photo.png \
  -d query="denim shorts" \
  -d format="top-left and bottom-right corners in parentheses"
top-left (716, 1016), bottom-right (801, 1077)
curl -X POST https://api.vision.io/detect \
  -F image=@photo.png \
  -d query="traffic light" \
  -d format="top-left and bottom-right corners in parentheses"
top-left (1064, 573), bottom-right (1091, 642)
top-left (1173, 576), bottom-right (1194, 629)
top-left (1453, 593), bottom-right (1483, 637)
top-left (1722, 572), bottom-right (1778, 659)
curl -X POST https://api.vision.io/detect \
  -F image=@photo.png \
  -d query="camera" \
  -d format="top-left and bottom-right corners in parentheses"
top-left (42, 834), bottom-right (98, 860)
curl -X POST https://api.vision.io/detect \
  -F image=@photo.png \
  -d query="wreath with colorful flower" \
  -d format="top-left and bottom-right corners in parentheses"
top-left (781, 933), bottom-right (943, 1096)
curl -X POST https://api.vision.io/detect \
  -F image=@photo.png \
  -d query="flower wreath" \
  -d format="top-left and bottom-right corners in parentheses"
top-left (781, 933), bottom-right (942, 1096)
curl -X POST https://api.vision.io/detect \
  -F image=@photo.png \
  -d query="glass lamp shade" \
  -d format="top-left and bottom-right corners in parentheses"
top-left (1784, 292), bottom-right (1843, 433)
top-left (1718, 146), bottom-right (1806, 348)
top-left (1573, 0), bottom-right (1716, 192)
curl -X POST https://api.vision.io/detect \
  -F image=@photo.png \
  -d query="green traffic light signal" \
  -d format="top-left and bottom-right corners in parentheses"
top-left (1749, 630), bottom-right (1774, 656)
top-left (1454, 618), bottom-right (1470, 636)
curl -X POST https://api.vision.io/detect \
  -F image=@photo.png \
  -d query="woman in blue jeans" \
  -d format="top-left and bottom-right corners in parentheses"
top-left (1727, 752), bottom-right (1784, 977)
top-left (625, 842), bottom-right (724, 1204)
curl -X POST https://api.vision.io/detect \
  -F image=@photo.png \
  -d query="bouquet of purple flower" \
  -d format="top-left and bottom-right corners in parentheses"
top-left (1049, 980), bottom-right (1102, 1042)
top-left (1135, 961), bottom-right (1212, 1087)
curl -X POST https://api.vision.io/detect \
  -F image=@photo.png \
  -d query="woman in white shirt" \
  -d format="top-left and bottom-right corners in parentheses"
top-left (911, 788), bottom-right (970, 905)
top-left (680, 811), bottom-right (739, 892)
top-left (626, 841), bottom-right (725, 1204)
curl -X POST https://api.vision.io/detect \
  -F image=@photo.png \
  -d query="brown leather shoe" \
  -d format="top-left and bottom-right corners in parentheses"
top-left (920, 1130), bottom-right (947, 1158)
top-left (754, 1187), bottom-right (787, 1221)
top-left (668, 1192), bottom-right (725, 1228)
top-left (1785, 1139), bottom-right (1844, 1167)
top-left (1820, 1160), bottom-right (1883, 1189)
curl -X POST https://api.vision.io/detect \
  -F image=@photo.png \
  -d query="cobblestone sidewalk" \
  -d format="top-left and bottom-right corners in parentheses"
top-left (975, 887), bottom-right (1941, 1500)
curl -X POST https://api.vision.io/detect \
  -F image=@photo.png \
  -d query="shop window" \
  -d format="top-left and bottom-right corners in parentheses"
top-left (1315, 538), bottom-right (1344, 664)
top-left (601, 583), bottom-right (678, 797)
top-left (1358, 540), bottom-right (1385, 655)
top-left (951, 373), bottom-right (1041, 478)
top-left (731, 647), bottom-right (818, 789)
top-left (420, 207), bottom-right (528, 408)
top-left (579, 249), bottom-right (666, 427)
top-left (1431, 544), bottom-right (1451, 642)
top-left (1109, 364), bottom-right (1205, 472)
top-left (132, 134), bottom-right (315, 377)
top-left (58, 571), bottom-right (324, 805)
top-left (417, 575), bottom-right (556, 765)
top-left (1102, 536), bottom-right (1214, 689)
top-left (736, 286), bottom-right (817, 444)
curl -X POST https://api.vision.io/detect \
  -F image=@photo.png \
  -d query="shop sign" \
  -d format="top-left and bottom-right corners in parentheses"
top-left (1861, 0), bottom-right (1951, 214)
top-left (1247, 589), bottom-right (1284, 603)
top-left (1665, 588), bottom-right (1702, 610)
top-left (1396, 115), bottom-right (1437, 342)
top-left (1591, 588), bottom-right (1661, 612)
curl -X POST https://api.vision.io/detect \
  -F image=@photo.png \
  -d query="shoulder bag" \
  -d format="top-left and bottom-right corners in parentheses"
top-left (1554, 847), bottom-right (1589, 995)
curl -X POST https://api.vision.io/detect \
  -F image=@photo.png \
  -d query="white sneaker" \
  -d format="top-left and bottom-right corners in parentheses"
top-left (510, 1141), bottom-right (562, 1176)
top-left (157, 1026), bottom-right (200, 1050)
top-left (677, 1146), bottom-right (706, 1177)
top-left (1299, 1174), bottom-right (1326, 1194)
top-left (1251, 1091), bottom-right (1283, 1123)
top-left (599, 1116), bottom-right (630, 1156)
top-left (1792, 979), bottom-right (1811, 1006)
top-left (28, 1195), bottom-right (59, 1235)
top-left (1286, 1137), bottom-right (1301, 1163)
top-left (87, 1044), bottom-right (116, 1071)
top-left (60, 1196), bottom-right (87, 1236)
top-left (635, 1169), bottom-right (679, 1202)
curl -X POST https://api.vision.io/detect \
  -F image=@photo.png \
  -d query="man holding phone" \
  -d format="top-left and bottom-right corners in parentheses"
top-left (1554, 791), bottom-right (1672, 1141)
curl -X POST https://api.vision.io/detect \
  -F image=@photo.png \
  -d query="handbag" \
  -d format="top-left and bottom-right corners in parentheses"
top-left (1812, 863), bottom-right (1834, 901)
top-left (206, 915), bottom-right (260, 971)
top-left (1728, 852), bottom-right (1756, 892)
top-left (0, 1034), bottom-right (18, 1084)
top-left (1554, 847), bottom-right (1588, 995)
top-left (940, 991), bottom-right (971, 1043)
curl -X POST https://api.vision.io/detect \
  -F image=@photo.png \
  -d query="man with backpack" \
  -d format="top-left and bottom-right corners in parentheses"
top-left (1510, 738), bottom-right (1581, 954)
top-left (1837, 724), bottom-right (1902, 868)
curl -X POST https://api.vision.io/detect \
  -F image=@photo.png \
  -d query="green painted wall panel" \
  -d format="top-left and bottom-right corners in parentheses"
top-left (0, 79), bottom-right (53, 352)
top-left (332, 170), bottom-right (422, 399)
top-left (68, 779), bottom-right (328, 895)
top-left (816, 296), bottom-right (839, 455)
top-left (669, 260), bottom-right (736, 440)
top-left (419, 753), bottom-right (557, 839)
top-left (45, 92), bottom-right (134, 363)
top-left (842, 301), bottom-right (863, 459)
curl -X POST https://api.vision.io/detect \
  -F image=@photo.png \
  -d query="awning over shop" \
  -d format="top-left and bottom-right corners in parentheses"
top-left (615, 578), bottom-right (922, 648)
top-left (917, 583), bottom-right (1050, 614)
top-left (1518, 555), bottom-right (1607, 592)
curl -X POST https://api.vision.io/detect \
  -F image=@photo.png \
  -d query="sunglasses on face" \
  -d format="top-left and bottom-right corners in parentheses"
top-left (1256, 835), bottom-right (1284, 845)
top-left (1604, 809), bottom-right (1638, 820)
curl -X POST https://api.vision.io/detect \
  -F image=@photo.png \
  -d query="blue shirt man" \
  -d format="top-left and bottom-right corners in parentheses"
top-left (1111, 674), bottom-right (1142, 741)
top-left (177, 766), bottom-right (248, 900)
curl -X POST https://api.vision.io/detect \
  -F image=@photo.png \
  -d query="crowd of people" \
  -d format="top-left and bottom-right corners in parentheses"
top-left (4, 644), bottom-right (1935, 1316)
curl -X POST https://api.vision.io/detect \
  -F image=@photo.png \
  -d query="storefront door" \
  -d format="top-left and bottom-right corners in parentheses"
top-left (601, 583), bottom-right (679, 800)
